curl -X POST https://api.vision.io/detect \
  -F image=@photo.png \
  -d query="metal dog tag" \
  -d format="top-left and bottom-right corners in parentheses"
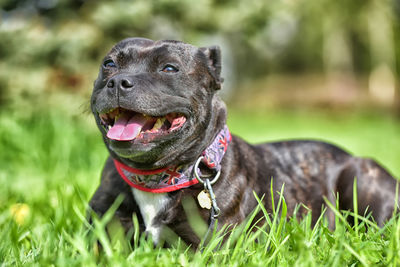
top-left (197, 190), bottom-right (212, 209)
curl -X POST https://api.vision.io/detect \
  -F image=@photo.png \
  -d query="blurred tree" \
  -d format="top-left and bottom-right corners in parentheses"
top-left (0, 0), bottom-right (398, 110)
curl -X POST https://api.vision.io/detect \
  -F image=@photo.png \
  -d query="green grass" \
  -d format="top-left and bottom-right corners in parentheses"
top-left (1, 105), bottom-right (399, 266)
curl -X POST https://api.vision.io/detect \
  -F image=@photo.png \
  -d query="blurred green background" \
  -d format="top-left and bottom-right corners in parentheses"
top-left (1, 0), bottom-right (400, 112)
top-left (0, 0), bottom-right (399, 205)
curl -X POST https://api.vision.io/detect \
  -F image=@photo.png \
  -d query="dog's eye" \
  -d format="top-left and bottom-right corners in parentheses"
top-left (103, 59), bottom-right (116, 68)
top-left (161, 64), bottom-right (179, 73)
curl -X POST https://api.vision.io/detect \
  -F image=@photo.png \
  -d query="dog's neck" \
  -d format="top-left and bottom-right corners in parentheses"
top-left (113, 125), bottom-right (232, 193)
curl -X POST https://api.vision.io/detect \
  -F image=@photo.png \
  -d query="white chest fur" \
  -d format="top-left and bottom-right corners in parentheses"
top-left (131, 188), bottom-right (170, 244)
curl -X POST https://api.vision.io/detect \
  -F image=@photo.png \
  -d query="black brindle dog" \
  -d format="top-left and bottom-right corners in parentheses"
top-left (89, 38), bottom-right (399, 247)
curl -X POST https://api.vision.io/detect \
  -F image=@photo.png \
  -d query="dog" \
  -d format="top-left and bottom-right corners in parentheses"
top-left (89, 37), bottom-right (399, 248)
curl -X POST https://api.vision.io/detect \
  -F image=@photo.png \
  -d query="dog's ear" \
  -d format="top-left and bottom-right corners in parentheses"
top-left (200, 46), bottom-right (223, 90)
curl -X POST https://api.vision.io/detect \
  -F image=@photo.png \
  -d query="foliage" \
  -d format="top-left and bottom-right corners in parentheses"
top-left (0, 0), bottom-right (399, 107)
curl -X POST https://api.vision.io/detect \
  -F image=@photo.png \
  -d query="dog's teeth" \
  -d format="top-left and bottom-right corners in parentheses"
top-left (151, 118), bottom-right (165, 132)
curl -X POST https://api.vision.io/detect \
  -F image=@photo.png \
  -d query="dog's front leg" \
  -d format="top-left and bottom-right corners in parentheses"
top-left (88, 157), bottom-right (145, 238)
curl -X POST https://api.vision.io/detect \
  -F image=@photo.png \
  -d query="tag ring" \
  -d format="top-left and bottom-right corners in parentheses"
top-left (194, 156), bottom-right (221, 185)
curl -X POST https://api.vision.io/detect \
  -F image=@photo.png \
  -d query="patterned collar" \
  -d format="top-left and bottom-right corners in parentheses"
top-left (113, 125), bottom-right (232, 193)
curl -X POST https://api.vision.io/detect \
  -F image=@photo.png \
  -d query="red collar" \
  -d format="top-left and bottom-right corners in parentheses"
top-left (113, 125), bottom-right (232, 193)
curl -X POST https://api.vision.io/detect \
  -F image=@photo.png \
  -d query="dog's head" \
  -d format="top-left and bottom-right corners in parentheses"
top-left (91, 38), bottom-right (227, 169)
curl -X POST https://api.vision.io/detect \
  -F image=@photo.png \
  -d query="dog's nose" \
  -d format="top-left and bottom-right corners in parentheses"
top-left (107, 76), bottom-right (134, 92)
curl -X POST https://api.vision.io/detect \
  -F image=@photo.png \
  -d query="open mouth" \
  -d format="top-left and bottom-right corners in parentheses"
top-left (99, 108), bottom-right (187, 142)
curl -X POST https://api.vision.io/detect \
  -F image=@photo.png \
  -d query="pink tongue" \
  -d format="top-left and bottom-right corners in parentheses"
top-left (107, 113), bottom-right (148, 141)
